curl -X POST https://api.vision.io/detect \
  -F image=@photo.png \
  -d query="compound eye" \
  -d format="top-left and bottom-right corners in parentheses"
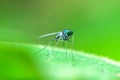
top-left (69, 31), bottom-right (73, 35)
top-left (67, 31), bottom-right (73, 36)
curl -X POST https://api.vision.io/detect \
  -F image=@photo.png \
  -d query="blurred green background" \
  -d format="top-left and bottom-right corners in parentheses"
top-left (0, 0), bottom-right (120, 61)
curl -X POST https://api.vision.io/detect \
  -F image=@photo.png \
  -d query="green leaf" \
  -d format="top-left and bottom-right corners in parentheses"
top-left (0, 42), bottom-right (120, 80)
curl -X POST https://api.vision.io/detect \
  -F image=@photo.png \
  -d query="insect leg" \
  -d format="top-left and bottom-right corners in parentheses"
top-left (62, 41), bottom-right (67, 59)
top-left (45, 38), bottom-right (61, 58)
top-left (34, 38), bottom-right (55, 55)
top-left (65, 41), bottom-right (68, 59)
top-left (71, 35), bottom-right (75, 60)
top-left (51, 38), bottom-right (61, 53)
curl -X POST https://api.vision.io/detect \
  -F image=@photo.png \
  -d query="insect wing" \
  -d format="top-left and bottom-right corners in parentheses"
top-left (37, 32), bottom-right (61, 38)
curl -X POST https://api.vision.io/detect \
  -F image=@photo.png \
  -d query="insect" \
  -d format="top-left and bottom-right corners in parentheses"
top-left (35, 29), bottom-right (74, 58)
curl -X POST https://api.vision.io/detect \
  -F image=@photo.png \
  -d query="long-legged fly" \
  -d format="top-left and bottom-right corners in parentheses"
top-left (35, 29), bottom-right (74, 59)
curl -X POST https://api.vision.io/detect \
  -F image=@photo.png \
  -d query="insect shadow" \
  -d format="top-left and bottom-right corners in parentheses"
top-left (34, 29), bottom-right (75, 59)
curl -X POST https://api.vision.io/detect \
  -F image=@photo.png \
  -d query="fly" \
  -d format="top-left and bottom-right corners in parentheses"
top-left (35, 29), bottom-right (74, 59)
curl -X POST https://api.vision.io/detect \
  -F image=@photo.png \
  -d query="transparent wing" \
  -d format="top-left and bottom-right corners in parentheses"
top-left (37, 31), bottom-right (61, 38)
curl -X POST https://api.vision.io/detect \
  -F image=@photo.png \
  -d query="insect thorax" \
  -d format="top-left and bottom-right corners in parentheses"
top-left (55, 30), bottom-right (73, 41)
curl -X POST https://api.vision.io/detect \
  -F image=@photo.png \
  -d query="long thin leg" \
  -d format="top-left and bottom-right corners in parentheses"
top-left (62, 41), bottom-right (67, 59)
top-left (51, 38), bottom-right (60, 53)
top-left (65, 41), bottom-right (68, 59)
top-left (71, 35), bottom-right (74, 59)
top-left (34, 38), bottom-right (55, 55)
top-left (46, 38), bottom-right (61, 58)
